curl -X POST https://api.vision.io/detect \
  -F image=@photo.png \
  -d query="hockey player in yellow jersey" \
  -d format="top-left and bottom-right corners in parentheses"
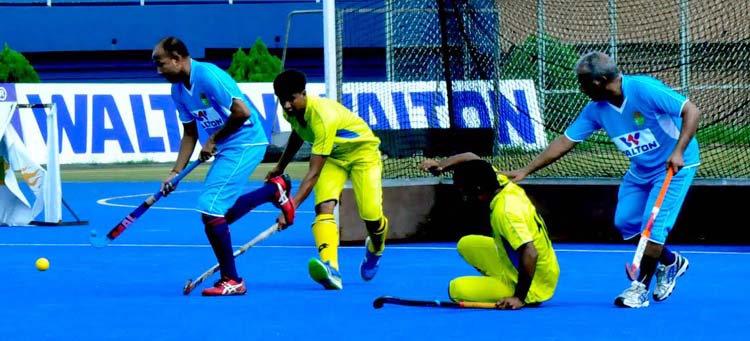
top-left (420, 153), bottom-right (559, 309)
top-left (268, 69), bottom-right (389, 290)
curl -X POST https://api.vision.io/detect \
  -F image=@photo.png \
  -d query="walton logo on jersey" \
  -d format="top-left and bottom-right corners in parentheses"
top-left (613, 129), bottom-right (659, 158)
top-left (193, 108), bottom-right (224, 129)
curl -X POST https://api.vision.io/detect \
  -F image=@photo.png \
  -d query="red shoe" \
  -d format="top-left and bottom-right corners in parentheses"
top-left (201, 277), bottom-right (247, 296)
top-left (269, 174), bottom-right (295, 225)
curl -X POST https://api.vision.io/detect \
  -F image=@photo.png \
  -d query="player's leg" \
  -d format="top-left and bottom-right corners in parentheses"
top-left (456, 235), bottom-right (508, 277)
top-left (449, 235), bottom-right (516, 302)
top-left (307, 159), bottom-right (348, 290)
top-left (350, 152), bottom-right (388, 281)
top-left (613, 172), bottom-right (653, 307)
top-left (449, 276), bottom-right (515, 303)
top-left (224, 173), bottom-right (294, 225)
top-left (198, 145), bottom-right (264, 296)
top-left (651, 167), bottom-right (696, 301)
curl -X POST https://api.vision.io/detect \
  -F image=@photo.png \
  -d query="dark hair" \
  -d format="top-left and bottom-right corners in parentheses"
top-left (273, 69), bottom-right (307, 98)
top-left (451, 160), bottom-right (500, 195)
top-left (576, 51), bottom-right (619, 80)
top-left (158, 36), bottom-right (190, 57)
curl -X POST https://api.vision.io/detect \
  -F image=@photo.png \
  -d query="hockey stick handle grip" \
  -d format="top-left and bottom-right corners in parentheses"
top-left (95, 159), bottom-right (204, 245)
top-left (153, 159), bottom-right (203, 201)
top-left (625, 168), bottom-right (675, 277)
top-left (652, 168), bottom-right (674, 211)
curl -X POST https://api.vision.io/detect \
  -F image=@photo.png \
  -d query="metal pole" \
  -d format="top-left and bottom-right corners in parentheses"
top-left (281, 10), bottom-right (323, 69)
top-left (385, 0), bottom-right (394, 81)
top-left (323, 0), bottom-right (338, 101)
top-left (608, 0), bottom-right (618, 63)
top-left (276, 9), bottom-right (323, 148)
top-left (336, 9), bottom-right (344, 99)
top-left (536, 0), bottom-right (546, 117)
top-left (437, 0), bottom-right (456, 128)
top-left (679, 0), bottom-right (691, 96)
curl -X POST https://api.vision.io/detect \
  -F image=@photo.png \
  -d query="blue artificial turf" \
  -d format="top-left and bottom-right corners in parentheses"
top-left (2, 181), bottom-right (749, 340)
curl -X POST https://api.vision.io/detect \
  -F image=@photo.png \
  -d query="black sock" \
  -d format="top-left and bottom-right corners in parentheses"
top-left (225, 183), bottom-right (276, 224)
top-left (203, 215), bottom-right (239, 281)
top-left (659, 246), bottom-right (676, 266)
top-left (637, 255), bottom-right (659, 288)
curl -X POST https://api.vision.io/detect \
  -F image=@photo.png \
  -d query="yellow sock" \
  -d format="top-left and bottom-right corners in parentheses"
top-left (366, 216), bottom-right (389, 255)
top-left (312, 213), bottom-right (339, 270)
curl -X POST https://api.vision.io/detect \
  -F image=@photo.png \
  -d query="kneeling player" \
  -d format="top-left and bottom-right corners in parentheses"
top-left (420, 153), bottom-right (560, 309)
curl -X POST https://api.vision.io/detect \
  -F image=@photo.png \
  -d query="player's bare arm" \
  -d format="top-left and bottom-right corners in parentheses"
top-left (505, 136), bottom-right (577, 182)
top-left (162, 120), bottom-right (199, 196)
top-left (419, 152), bottom-right (481, 175)
top-left (201, 99), bottom-right (251, 161)
top-left (667, 100), bottom-right (701, 173)
top-left (275, 153), bottom-right (326, 228)
top-left (293, 154), bottom-right (326, 207)
top-left (498, 241), bottom-right (538, 310)
top-left (267, 131), bottom-right (304, 180)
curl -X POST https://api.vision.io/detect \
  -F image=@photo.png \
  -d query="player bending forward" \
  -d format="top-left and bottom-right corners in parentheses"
top-left (505, 52), bottom-right (699, 308)
top-left (268, 70), bottom-right (389, 290)
top-left (153, 37), bottom-right (295, 296)
top-left (420, 153), bottom-right (560, 309)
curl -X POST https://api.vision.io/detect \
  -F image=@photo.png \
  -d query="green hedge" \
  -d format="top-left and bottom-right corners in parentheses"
top-left (227, 38), bottom-right (282, 82)
top-left (0, 43), bottom-right (40, 83)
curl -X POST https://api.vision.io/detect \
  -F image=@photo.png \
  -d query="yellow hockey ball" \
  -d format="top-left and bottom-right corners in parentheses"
top-left (36, 257), bottom-right (50, 271)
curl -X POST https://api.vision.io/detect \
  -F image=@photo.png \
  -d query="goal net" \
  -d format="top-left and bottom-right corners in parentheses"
top-left (334, 0), bottom-right (750, 180)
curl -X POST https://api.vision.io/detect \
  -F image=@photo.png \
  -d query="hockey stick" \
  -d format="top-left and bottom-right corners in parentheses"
top-left (89, 159), bottom-right (203, 248)
top-left (373, 296), bottom-right (501, 309)
top-left (183, 223), bottom-right (280, 295)
top-left (625, 167), bottom-right (674, 281)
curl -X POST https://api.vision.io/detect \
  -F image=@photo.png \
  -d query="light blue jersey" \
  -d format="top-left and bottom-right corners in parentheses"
top-left (565, 75), bottom-right (700, 178)
top-left (171, 59), bottom-right (268, 150)
top-left (170, 59), bottom-right (268, 216)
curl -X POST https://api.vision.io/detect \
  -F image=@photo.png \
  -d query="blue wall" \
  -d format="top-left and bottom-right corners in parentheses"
top-left (0, 1), bottom-right (404, 82)
top-left (1, 1), bottom-right (356, 55)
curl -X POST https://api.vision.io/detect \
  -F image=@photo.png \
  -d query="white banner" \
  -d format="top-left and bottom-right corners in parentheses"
top-left (0, 80), bottom-right (543, 165)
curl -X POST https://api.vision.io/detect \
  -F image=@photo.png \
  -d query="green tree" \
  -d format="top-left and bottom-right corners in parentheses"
top-left (227, 38), bottom-right (282, 82)
top-left (0, 43), bottom-right (40, 83)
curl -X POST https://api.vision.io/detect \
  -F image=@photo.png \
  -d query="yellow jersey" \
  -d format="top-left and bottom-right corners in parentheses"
top-left (283, 95), bottom-right (380, 160)
top-left (489, 174), bottom-right (560, 302)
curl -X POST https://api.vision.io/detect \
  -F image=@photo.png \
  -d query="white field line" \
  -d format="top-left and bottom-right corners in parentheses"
top-left (0, 243), bottom-right (748, 255)
top-left (96, 190), bottom-right (314, 214)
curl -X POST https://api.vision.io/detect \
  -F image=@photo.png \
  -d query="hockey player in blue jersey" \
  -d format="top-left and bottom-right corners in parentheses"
top-left (504, 52), bottom-right (700, 308)
top-left (152, 36), bottom-right (296, 296)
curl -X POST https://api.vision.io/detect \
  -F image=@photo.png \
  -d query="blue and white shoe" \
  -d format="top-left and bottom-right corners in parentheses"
top-left (653, 252), bottom-right (689, 301)
top-left (614, 281), bottom-right (650, 308)
top-left (308, 258), bottom-right (343, 290)
top-left (360, 237), bottom-right (382, 281)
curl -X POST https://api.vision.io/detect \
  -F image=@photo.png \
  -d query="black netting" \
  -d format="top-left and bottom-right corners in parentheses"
top-left (337, 0), bottom-right (750, 179)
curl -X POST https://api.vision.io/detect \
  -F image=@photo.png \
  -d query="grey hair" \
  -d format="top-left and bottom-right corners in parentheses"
top-left (575, 52), bottom-right (619, 80)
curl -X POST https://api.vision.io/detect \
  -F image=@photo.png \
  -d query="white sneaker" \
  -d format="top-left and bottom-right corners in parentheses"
top-left (614, 281), bottom-right (650, 308)
top-left (653, 252), bottom-right (689, 301)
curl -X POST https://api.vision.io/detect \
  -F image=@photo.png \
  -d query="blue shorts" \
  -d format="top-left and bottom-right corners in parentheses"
top-left (197, 144), bottom-right (265, 216)
top-left (614, 166), bottom-right (697, 244)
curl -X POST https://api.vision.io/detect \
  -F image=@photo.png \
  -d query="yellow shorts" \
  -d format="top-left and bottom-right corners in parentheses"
top-left (449, 235), bottom-right (551, 304)
top-left (314, 147), bottom-right (383, 221)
